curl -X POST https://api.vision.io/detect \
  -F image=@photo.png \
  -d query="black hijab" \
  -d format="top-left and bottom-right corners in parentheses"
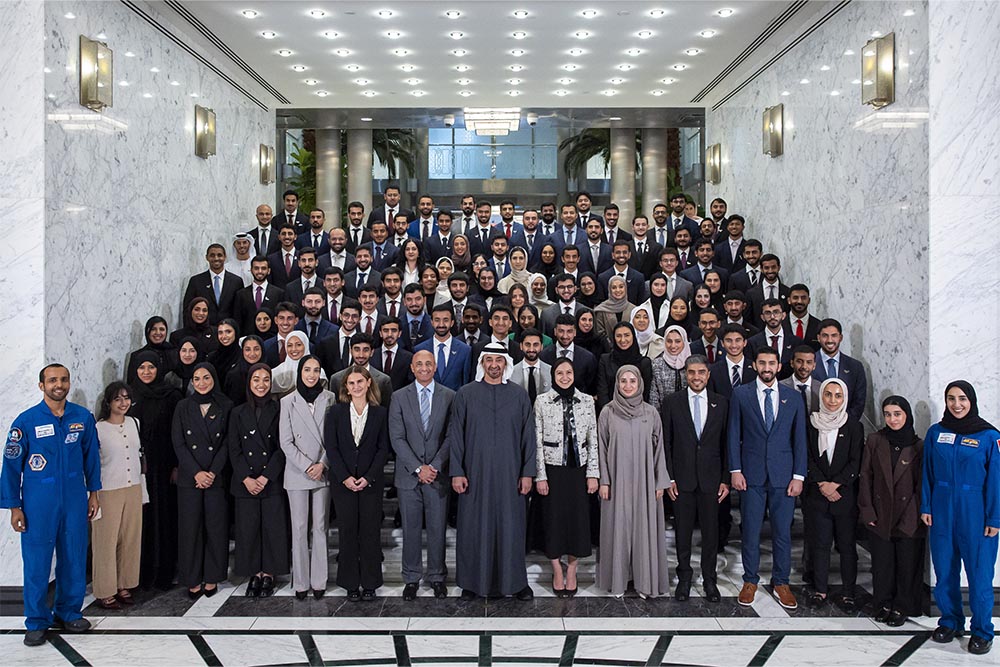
top-left (129, 350), bottom-right (177, 401)
top-left (647, 273), bottom-right (670, 328)
top-left (880, 396), bottom-right (919, 449)
top-left (143, 316), bottom-right (174, 351)
top-left (296, 355), bottom-right (325, 404)
top-left (190, 362), bottom-right (221, 404)
top-left (609, 322), bottom-right (643, 366)
top-left (662, 296), bottom-right (694, 334)
top-left (550, 357), bottom-right (576, 400)
top-left (477, 267), bottom-right (503, 299)
top-left (529, 243), bottom-right (559, 277)
top-left (175, 337), bottom-right (204, 383)
top-left (576, 272), bottom-right (601, 308)
top-left (183, 297), bottom-right (214, 335)
top-left (254, 307), bottom-right (277, 339)
top-left (209, 318), bottom-right (241, 375)
top-left (245, 363), bottom-right (273, 409)
top-left (940, 380), bottom-right (998, 435)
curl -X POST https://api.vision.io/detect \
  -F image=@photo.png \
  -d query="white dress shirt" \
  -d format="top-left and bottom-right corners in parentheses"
top-left (764, 328), bottom-right (784, 352)
top-left (350, 402), bottom-right (369, 447)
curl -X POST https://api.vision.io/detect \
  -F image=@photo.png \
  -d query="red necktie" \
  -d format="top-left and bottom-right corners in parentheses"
top-left (389, 301), bottom-right (398, 318)
top-left (771, 335), bottom-right (779, 350)
top-left (505, 223), bottom-right (512, 239)
top-left (365, 316), bottom-right (373, 335)
top-left (329, 299), bottom-right (338, 321)
top-left (795, 319), bottom-right (804, 339)
top-left (706, 343), bottom-right (715, 363)
top-left (284, 252), bottom-right (292, 275)
top-left (384, 350), bottom-right (393, 373)
top-left (278, 338), bottom-right (286, 363)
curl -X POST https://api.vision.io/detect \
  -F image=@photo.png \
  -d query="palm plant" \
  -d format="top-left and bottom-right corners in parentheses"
top-left (372, 129), bottom-right (418, 180)
top-left (559, 128), bottom-right (641, 178)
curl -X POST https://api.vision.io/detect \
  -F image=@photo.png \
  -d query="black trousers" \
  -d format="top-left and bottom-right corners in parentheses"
top-left (234, 494), bottom-right (290, 576)
top-left (673, 488), bottom-right (720, 583)
top-left (177, 486), bottom-right (229, 588)
top-left (869, 533), bottom-right (925, 615)
top-left (140, 466), bottom-right (178, 588)
top-left (805, 503), bottom-right (857, 596)
top-left (332, 481), bottom-right (384, 591)
top-left (718, 493), bottom-right (733, 548)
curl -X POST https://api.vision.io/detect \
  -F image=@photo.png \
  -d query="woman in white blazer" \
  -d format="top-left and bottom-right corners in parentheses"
top-left (279, 355), bottom-right (335, 599)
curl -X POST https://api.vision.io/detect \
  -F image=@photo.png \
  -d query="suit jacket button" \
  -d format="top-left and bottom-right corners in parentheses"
top-left (249, 452), bottom-right (253, 456)
top-left (208, 447), bottom-right (213, 451)
top-left (192, 445), bottom-right (198, 450)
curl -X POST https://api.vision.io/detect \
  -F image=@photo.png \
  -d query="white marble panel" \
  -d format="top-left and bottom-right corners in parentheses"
top-left (250, 616), bottom-right (408, 631)
top-left (706, 0), bottom-right (930, 429)
top-left (563, 617), bottom-right (720, 632)
top-left (574, 634), bottom-right (660, 662)
top-left (0, 635), bottom-right (69, 667)
top-left (405, 634), bottom-right (480, 658)
top-left (492, 635), bottom-right (565, 659)
top-left (903, 638), bottom-right (1000, 667)
top-left (310, 634), bottom-right (398, 663)
top-left (66, 633), bottom-right (205, 666)
top-left (204, 634), bottom-right (307, 667)
top-left (406, 617), bottom-right (566, 632)
top-left (765, 634), bottom-right (912, 667)
top-left (663, 635), bottom-right (770, 667)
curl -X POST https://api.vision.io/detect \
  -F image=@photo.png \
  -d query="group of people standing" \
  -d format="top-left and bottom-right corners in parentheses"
top-left (1, 189), bottom-right (997, 657)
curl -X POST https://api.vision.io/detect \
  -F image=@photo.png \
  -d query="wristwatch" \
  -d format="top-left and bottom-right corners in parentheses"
top-left (415, 466), bottom-right (422, 476)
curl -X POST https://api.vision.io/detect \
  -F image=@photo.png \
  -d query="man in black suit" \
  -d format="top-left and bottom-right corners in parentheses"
top-left (233, 255), bottom-right (286, 334)
top-left (367, 221), bottom-right (399, 272)
top-left (296, 287), bottom-right (340, 346)
top-left (267, 224), bottom-right (300, 289)
top-left (367, 184), bottom-right (414, 228)
top-left (601, 203), bottom-right (632, 245)
top-left (708, 197), bottom-right (728, 230)
top-left (248, 204), bottom-right (281, 256)
top-left (399, 284), bottom-right (433, 351)
top-left (680, 239), bottom-right (731, 287)
top-left (283, 247), bottom-right (322, 305)
top-left (539, 313), bottom-right (597, 394)
top-left (315, 299), bottom-right (362, 376)
top-left (667, 192), bottom-right (701, 239)
top-left (538, 201), bottom-right (559, 237)
top-left (377, 268), bottom-right (405, 321)
top-left (746, 254), bottom-right (790, 327)
top-left (579, 218), bottom-right (613, 276)
top-left (423, 210), bottom-right (456, 264)
top-left (277, 189), bottom-right (309, 236)
top-left (713, 213), bottom-right (747, 273)
top-left (357, 285), bottom-right (386, 345)
top-left (661, 354), bottom-right (729, 602)
top-left (295, 208), bottom-right (330, 254)
top-left (690, 308), bottom-right (724, 364)
top-left (708, 324), bottom-right (758, 398)
top-left (459, 304), bottom-right (487, 347)
top-left (748, 299), bottom-right (803, 380)
top-left (372, 317), bottom-right (414, 390)
top-left (182, 243), bottom-right (243, 324)
top-left (345, 201), bottom-right (372, 254)
top-left (726, 239), bottom-right (764, 294)
top-left (722, 291), bottom-right (760, 338)
top-left (628, 215), bottom-right (662, 279)
top-left (317, 228), bottom-right (357, 276)
top-left (597, 240), bottom-right (646, 304)
top-left (575, 191), bottom-right (603, 227)
top-left (344, 247), bottom-right (381, 299)
top-left (467, 201), bottom-right (501, 257)
top-left (673, 228), bottom-right (696, 271)
top-left (390, 212), bottom-right (412, 248)
top-left (784, 284), bottom-right (821, 351)
top-left (321, 267), bottom-right (346, 324)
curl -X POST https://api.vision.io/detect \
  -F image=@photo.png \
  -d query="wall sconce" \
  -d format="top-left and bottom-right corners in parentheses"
top-left (706, 144), bottom-right (722, 184)
top-left (862, 32), bottom-right (895, 108)
top-left (762, 104), bottom-right (784, 157)
top-left (259, 144), bottom-right (275, 184)
top-left (79, 35), bottom-right (113, 111)
top-left (194, 105), bottom-right (216, 158)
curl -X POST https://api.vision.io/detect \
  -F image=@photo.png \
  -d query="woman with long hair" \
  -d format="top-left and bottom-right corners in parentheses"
top-left (397, 238), bottom-right (425, 286)
top-left (224, 335), bottom-right (265, 405)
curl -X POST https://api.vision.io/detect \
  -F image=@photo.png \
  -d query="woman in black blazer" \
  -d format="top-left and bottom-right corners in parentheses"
top-left (804, 377), bottom-right (864, 610)
top-left (595, 323), bottom-right (653, 412)
top-left (325, 365), bottom-right (390, 600)
top-left (228, 363), bottom-right (288, 598)
top-left (171, 362), bottom-right (233, 599)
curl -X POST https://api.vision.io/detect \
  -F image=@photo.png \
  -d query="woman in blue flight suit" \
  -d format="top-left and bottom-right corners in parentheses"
top-left (921, 380), bottom-right (1000, 655)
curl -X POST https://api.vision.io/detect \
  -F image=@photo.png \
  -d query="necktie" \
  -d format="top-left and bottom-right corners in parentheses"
top-left (607, 230), bottom-right (614, 244)
top-left (769, 285), bottom-right (776, 299)
top-left (544, 224), bottom-right (552, 236)
top-left (526, 233), bottom-right (534, 251)
top-left (309, 321), bottom-right (318, 343)
top-left (278, 338), bottom-right (286, 363)
top-left (437, 342), bottom-right (447, 372)
top-left (560, 348), bottom-right (569, 358)
top-left (423, 221), bottom-right (430, 240)
top-left (591, 244), bottom-right (600, 269)
top-left (287, 213), bottom-right (294, 227)
top-left (505, 223), bottom-right (512, 239)
top-left (313, 234), bottom-right (321, 250)
top-left (341, 335), bottom-right (351, 366)
top-left (667, 276), bottom-right (675, 299)
top-left (564, 305), bottom-right (572, 315)
top-left (750, 269), bottom-right (758, 285)
top-left (284, 252), bottom-right (292, 276)
top-left (763, 387), bottom-right (775, 431)
top-left (693, 394), bottom-right (703, 439)
top-left (527, 366), bottom-right (537, 403)
top-left (384, 349), bottom-right (393, 373)
top-left (565, 229), bottom-right (573, 245)
top-left (771, 335), bottom-right (779, 351)
top-left (304, 278), bottom-right (311, 291)
top-left (329, 299), bottom-right (338, 322)
top-left (389, 300), bottom-right (398, 318)
top-left (680, 250), bottom-right (687, 266)
top-left (637, 241), bottom-right (644, 256)
top-left (260, 229), bottom-right (268, 253)
top-left (352, 227), bottom-right (360, 247)
top-left (580, 214), bottom-right (588, 226)
top-left (496, 260), bottom-right (504, 276)
top-left (466, 334), bottom-right (475, 346)
top-left (454, 303), bottom-right (463, 323)
top-left (365, 315), bottom-right (373, 335)
top-left (657, 227), bottom-right (666, 246)
top-left (827, 358), bottom-right (837, 378)
top-left (255, 285), bottom-right (263, 309)
top-left (464, 217), bottom-right (472, 230)
top-left (798, 384), bottom-right (809, 410)
top-left (410, 319), bottom-right (419, 342)
top-left (701, 267), bottom-right (708, 281)
top-left (673, 217), bottom-right (681, 230)
top-left (732, 364), bottom-right (740, 387)
top-left (388, 208), bottom-right (395, 221)
top-left (375, 245), bottom-right (383, 264)
top-left (419, 386), bottom-right (431, 431)
top-left (357, 272), bottom-right (366, 290)
top-left (213, 275), bottom-right (222, 304)
top-left (706, 342), bottom-right (715, 363)
top-left (795, 319), bottom-right (804, 339)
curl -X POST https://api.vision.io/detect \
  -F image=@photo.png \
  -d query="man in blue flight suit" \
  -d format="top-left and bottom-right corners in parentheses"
top-left (1, 363), bottom-right (101, 646)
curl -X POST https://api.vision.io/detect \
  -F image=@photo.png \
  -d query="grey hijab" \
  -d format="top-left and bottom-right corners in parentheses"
top-left (610, 364), bottom-right (646, 420)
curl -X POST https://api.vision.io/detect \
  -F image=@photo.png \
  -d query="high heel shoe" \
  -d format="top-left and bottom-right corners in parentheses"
top-left (203, 584), bottom-right (218, 598)
top-left (246, 576), bottom-right (262, 598)
top-left (188, 587), bottom-right (203, 601)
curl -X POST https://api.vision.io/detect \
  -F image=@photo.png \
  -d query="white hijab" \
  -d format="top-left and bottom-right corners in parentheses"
top-left (271, 330), bottom-right (313, 394)
top-left (811, 378), bottom-right (849, 460)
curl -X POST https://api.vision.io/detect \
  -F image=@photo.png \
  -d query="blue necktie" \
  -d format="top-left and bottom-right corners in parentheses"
top-left (798, 384), bottom-right (809, 410)
top-left (763, 388), bottom-right (775, 431)
top-left (419, 386), bottom-right (431, 432)
top-left (437, 342), bottom-right (447, 375)
top-left (565, 229), bottom-right (573, 245)
top-left (213, 274), bottom-right (221, 303)
top-left (826, 358), bottom-right (837, 379)
top-left (693, 394), bottom-right (703, 440)
top-left (357, 272), bottom-right (366, 290)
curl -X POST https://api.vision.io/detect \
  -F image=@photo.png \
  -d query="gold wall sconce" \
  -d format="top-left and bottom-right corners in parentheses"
top-left (194, 105), bottom-right (216, 158)
top-left (79, 36), bottom-right (113, 111)
top-left (762, 104), bottom-right (784, 157)
top-left (706, 143), bottom-right (722, 184)
top-left (862, 32), bottom-right (895, 108)
top-left (259, 144), bottom-right (275, 184)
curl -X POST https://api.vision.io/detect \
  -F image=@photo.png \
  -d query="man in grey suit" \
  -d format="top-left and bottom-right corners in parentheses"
top-left (780, 344), bottom-right (821, 414)
top-left (388, 350), bottom-right (454, 600)
top-left (509, 329), bottom-right (551, 403)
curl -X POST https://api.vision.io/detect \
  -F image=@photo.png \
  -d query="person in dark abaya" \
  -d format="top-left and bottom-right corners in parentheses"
top-left (126, 316), bottom-right (177, 381)
top-left (169, 297), bottom-right (218, 354)
top-left (702, 270), bottom-right (726, 313)
top-left (166, 338), bottom-right (203, 395)
top-left (596, 322), bottom-right (653, 412)
top-left (128, 351), bottom-right (182, 590)
top-left (529, 242), bottom-right (559, 279)
top-left (254, 307), bottom-right (277, 341)
top-left (576, 272), bottom-right (601, 308)
top-left (660, 296), bottom-right (696, 338)
top-left (224, 336), bottom-right (265, 405)
top-left (574, 308), bottom-right (611, 360)
top-left (859, 396), bottom-right (927, 627)
top-left (641, 274), bottom-right (671, 330)
top-left (208, 319), bottom-right (241, 379)
top-left (171, 362), bottom-right (232, 599)
top-left (228, 364), bottom-right (288, 597)
top-left (449, 342), bottom-right (537, 600)
top-left (476, 267), bottom-right (504, 311)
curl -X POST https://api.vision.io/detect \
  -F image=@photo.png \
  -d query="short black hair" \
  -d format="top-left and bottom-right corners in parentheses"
top-left (251, 254), bottom-right (270, 266)
top-left (500, 199), bottom-right (515, 208)
top-left (788, 283), bottom-right (810, 295)
top-left (379, 316), bottom-right (401, 331)
top-left (761, 298), bottom-right (784, 310)
top-left (659, 246), bottom-right (679, 260)
top-left (604, 203), bottom-right (619, 213)
top-left (760, 253), bottom-right (781, 266)
top-left (322, 266), bottom-right (345, 280)
top-left (694, 238), bottom-right (715, 251)
top-left (384, 184), bottom-right (401, 194)
top-left (698, 308), bottom-right (720, 321)
top-left (448, 271), bottom-right (469, 285)
top-left (39, 363), bottom-right (68, 384)
top-left (561, 245), bottom-right (579, 258)
top-left (347, 200), bottom-right (365, 211)
top-left (575, 191), bottom-right (592, 201)
top-left (554, 313), bottom-right (577, 328)
top-left (403, 283), bottom-right (424, 296)
top-left (754, 346), bottom-right (781, 362)
top-left (727, 214), bottom-right (746, 226)
top-left (744, 238), bottom-right (763, 252)
top-left (275, 301), bottom-right (301, 317)
top-left (340, 299), bottom-right (362, 316)
top-left (710, 197), bottom-right (728, 207)
top-left (518, 327), bottom-right (543, 344)
top-left (381, 267), bottom-right (403, 281)
top-left (431, 304), bottom-right (455, 319)
top-left (436, 209), bottom-right (453, 222)
top-left (489, 304), bottom-right (514, 320)
top-left (817, 318), bottom-right (842, 334)
top-left (613, 239), bottom-right (631, 251)
top-left (371, 220), bottom-right (389, 231)
top-left (303, 287), bottom-right (326, 299)
top-left (206, 243), bottom-right (226, 254)
top-left (720, 324), bottom-right (747, 340)
top-left (359, 285), bottom-right (380, 297)
top-left (554, 272), bottom-right (576, 286)
top-left (350, 333), bottom-right (375, 349)
top-left (792, 344), bottom-right (816, 358)
top-left (297, 246), bottom-right (316, 259)
top-left (283, 189), bottom-right (299, 200)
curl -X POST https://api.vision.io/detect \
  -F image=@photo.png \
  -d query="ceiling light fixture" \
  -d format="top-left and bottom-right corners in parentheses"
top-left (458, 90), bottom-right (473, 97)
top-left (716, 8), bottom-right (735, 17)
top-left (464, 106), bottom-right (521, 134)
top-left (844, 49), bottom-right (855, 56)
top-left (568, 48), bottom-right (585, 56)
top-left (457, 78), bottom-right (472, 85)
top-left (170, 80), bottom-right (180, 86)
top-left (445, 10), bottom-right (461, 19)
top-left (277, 49), bottom-right (292, 56)
top-left (449, 31), bottom-right (464, 39)
top-left (315, 90), bottom-right (330, 97)
top-left (781, 90), bottom-right (790, 96)
top-left (392, 48), bottom-right (409, 56)
top-left (124, 52), bottom-right (135, 58)
top-left (625, 48), bottom-right (642, 56)
top-left (404, 78), bottom-right (421, 85)
top-left (553, 89), bottom-right (569, 96)
top-left (411, 90), bottom-right (426, 96)
top-left (609, 77), bottom-right (625, 84)
top-left (506, 78), bottom-right (522, 85)
top-left (562, 63), bottom-right (580, 71)
top-left (512, 10), bottom-right (529, 19)
top-left (322, 30), bottom-right (339, 39)
top-left (608, 116), bottom-right (622, 121)
top-left (308, 9), bottom-right (325, 18)
top-left (400, 63), bottom-right (416, 71)
top-left (508, 64), bottom-right (525, 71)
top-left (820, 65), bottom-right (830, 71)
top-left (510, 49), bottom-right (525, 56)
top-left (699, 29), bottom-right (717, 38)
top-left (574, 30), bottom-right (591, 39)
top-left (581, 9), bottom-right (598, 18)
top-left (684, 48), bottom-right (701, 56)
top-left (150, 67), bottom-right (160, 73)
top-left (377, 10), bottom-right (393, 18)
top-left (557, 77), bottom-right (574, 85)
top-left (616, 63), bottom-right (634, 71)
top-left (260, 31), bottom-right (276, 39)
top-left (660, 77), bottom-right (676, 84)
top-left (353, 78), bottom-right (370, 85)
top-left (650, 89), bottom-right (666, 96)
top-left (507, 90), bottom-right (521, 96)
top-left (241, 10), bottom-right (258, 19)
top-left (451, 48), bottom-right (467, 56)
top-left (455, 64), bottom-right (471, 72)
top-left (361, 90), bottom-right (377, 97)
top-left (303, 79), bottom-right (318, 85)
top-left (512, 31), bottom-right (527, 39)
top-left (292, 64), bottom-right (307, 72)
top-left (637, 30), bottom-right (653, 39)
top-left (648, 9), bottom-right (666, 18)
top-left (361, 117), bottom-right (373, 121)
top-left (601, 89), bottom-right (618, 96)
top-left (143, 92), bottom-right (153, 98)
top-left (800, 78), bottom-right (810, 84)
top-left (385, 30), bottom-right (402, 39)
top-left (333, 48), bottom-right (351, 56)
top-left (671, 63), bottom-right (688, 70)
top-left (346, 64), bottom-right (361, 71)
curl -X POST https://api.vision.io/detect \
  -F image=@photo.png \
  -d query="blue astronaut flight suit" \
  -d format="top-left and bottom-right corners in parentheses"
top-left (921, 423), bottom-right (1000, 640)
top-left (1, 400), bottom-right (101, 631)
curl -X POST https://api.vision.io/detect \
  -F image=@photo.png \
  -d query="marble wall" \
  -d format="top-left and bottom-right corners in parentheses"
top-left (706, 1), bottom-right (930, 428)
top-left (44, 1), bottom-right (275, 409)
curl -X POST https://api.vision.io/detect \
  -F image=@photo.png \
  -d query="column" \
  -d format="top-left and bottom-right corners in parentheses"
top-left (609, 127), bottom-right (637, 230)
top-left (640, 128), bottom-right (669, 219)
top-left (346, 128), bottom-right (373, 217)
top-left (314, 129), bottom-right (342, 228)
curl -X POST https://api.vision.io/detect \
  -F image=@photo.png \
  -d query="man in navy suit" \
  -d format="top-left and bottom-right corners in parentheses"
top-left (539, 313), bottom-right (597, 394)
top-left (494, 200), bottom-right (524, 245)
top-left (367, 221), bottom-right (399, 272)
top-left (408, 194), bottom-right (438, 242)
top-left (667, 192), bottom-right (701, 239)
top-left (579, 218), bottom-right (614, 276)
top-left (679, 239), bottom-right (730, 287)
top-left (283, 247), bottom-right (322, 305)
top-left (181, 243), bottom-right (243, 324)
top-left (487, 236), bottom-right (512, 279)
top-left (415, 305), bottom-right (472, 391)
top-left (517, 209), bottom-right (548, 266)
top-left (708, 325), bottom-right (757, 399)
top-left (467, 200), bottom-right (501, 256)
top-left (277, 189), bottom-right (309, 236)
top-left (811, 319), bottom-right (867, 422)
top-left (367, 184), bottom-right (415, 228)
top-left (728, 347), bottom-right (807, 610)
top-left (372, 317), bottom-right (415, 391)
top-left (597, 240), bottom-right (646, 303)
top-left (295, 287), bottom-right (339, 346)
top-left (575, 191), bottom-right (603, 227)
top-left (399, 285), bottom-right (433, 351)
top-left (263, 302), bottom-right (310, 367)
top-left (713, 214), bottom-right (747, 273)
top-left (233, 255), bottom-right (286, 333)
top-left (345, 202), bottom-right (373, 254)
top-left (550, 203), bottom-right (585, 257)
top-left (746, 254), bottom-right (790, 327)
top-left (423, 210), bottom-right (456, 264)
top-left (601, 203), bottom-right (632, 244)
top-left (748, 300), bottom-right (803, 381)
top-left (784, 284), bottom-right (822, 351)
top-left (295, 209), bottom-right (330, 254)
top-left (248, 204), bottom-right (281, 256)
top-left (267, 225), bottom-right (300, 289)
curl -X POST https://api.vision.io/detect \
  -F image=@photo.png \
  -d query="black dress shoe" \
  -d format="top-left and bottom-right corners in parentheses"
top-left (460, 589), bottom-right (478, 601)
top-left (362, 589), bottom-right (377, 601)
top-left (564, 587), bottom-right (578, 598)
top-left (23, 630), bottom-right (46, 646)
top-left (403, 583), bottom-right (419, 601)
top-left (873, 606), bottom-right (891, 623)
top-left (703, 581), bottom-right (721, 603)
top-left (188, 587), bottom-right (203, 601)
top-left (260, 576), bottom-right (275, 598)
top-left (247, 576), bottom-right (262, 597)
top-left (55, 618), bottom-right (92, 633)
top-left (674, 582), bottom-right (691, 602)
top-left (515, 586), bottom-right (534, 601)
top-left (969, 636), bottom-right (993, 655)
top-left (932, 626), bottom-right (963, 643)
top-left (295, 590), bottom-right (309, 601)
top-left (807, 592), bottom-right (828, 608)
top-left (203, 585), bottom-right (218, 598)
top-left (431, 582), bottom-right (448, 598)
top-left (347, 589), bottom-right (361, 601)
top-left (313, 589), bottom-right (325, 600)
top-left (885, 610), bottom-right (908, 627)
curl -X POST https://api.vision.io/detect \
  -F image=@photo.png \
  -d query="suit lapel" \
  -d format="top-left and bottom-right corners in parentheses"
top-left (678, 395), bottom-right (699, 441)
top-left (891, 443), bottom-right (914, 484)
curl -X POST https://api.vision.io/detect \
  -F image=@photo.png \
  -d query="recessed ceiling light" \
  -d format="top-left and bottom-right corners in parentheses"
top-left (150, 67), bottom-right (160, 73)
top-left (660, 77), bottom-right (676, 84)
top-left (303, 79), bottom-right (318, 85)
top-left (650, 89), bottom-right (666, 96)
top-left (346, 64), bottom-right (361, 71)
top-left (574, 30), bottom-right (591, 39)
top-left (315, 90), bottom-right (330, 97)
top-left (609, 77), bottom-right (626, 84)
top-left (458, 89), bottom-right (473, 97)
top-left (843, 49), bottom-right (855, 56)
top-left (625, 48), bottom-right (642, 56)
top-left (400, 63), bottom-right (417, 71)
top-left (637, 30), bottom-right (653, 39)
top-left (800, 78), bottom-right (810, 84)
top-left (241, 9), bottom-right (258, 19)
top-left (353, 78), bottom-right (370, 85)
top-left (333, 48), bottom-right (351, 56)
top-left (451, 49), bottom-right (467, 56)
top-left (699, 29), bottom-right (717, 38)
top-left (411, 90), bottom-right (426, 97)
top-left (553, 89), bottom-right (569, 96)
top-left (292, 64), bottom-right (307, 72)
top-left (820, 65), bottom-right (830, 71)
top-left (124, 51), bottom-right (135, 57)
top-left (512, 10), bottom-right (529, 19)
top-left (170, 80), bottom-right (180, 86)
top-left (449, 31), bottom-right (464, 39)
top-left (557, 77), bottom-right (574, 85)
top-left (507, 78), bottom-right (523, 85)
top-left (512, 31), bottom-right (527, 39)
top-left (361, 117), bottom-right (373, 121)
top-left (716, 8), bottom-right (735, 17)
top-left (648, 9), bottom-right (665, 18)
top-left (260, 31), bottom-right (277, 39)
top-left (322, 30), bottom-right (339, 39)
top-left (457, 78), bottom-right (472, 85)
top-left (377, 10), bottom-right (393, 18)
top-left (392, 48), bottom-right (409, 56)
top-left (507, 90), bottom-right (521, 96)
top-left (143, 92), bottom-right (153, 98)
top-left (455, 64), bottom-right (471, 71)
top-left (684, 48), bottom-right (701, 56)
top-left (385, 30), bottom-right (402, 39)
top-left (581, 9), bottom-right (598, 18)
top-left (781, 90), bottom-right (790, 96)
top-left (601, 89), bottom-right (618, 96)
top-left (404, 78), bottom-right (421, 85)
top-left (830, 90), bottom-right (840, 96)
top-left (445, 10), bottom-right (461, 19)
top-left (562, 63), bottom-right (580, 71)
top-left (508, 64), bottom-right (525, 71)
top-left (277, 49), bottom-right (293, 56)
top-left (616, 63), bottom-right (634, 71)
top-left (308, 9), bottom-right (325, 18)
top-left (510, 49), bottom-right (525, 57)
top-left (362, 90), bottom-right (378, 97)
top-left (568, 48), bottom-right (585, 56)
top-left (671, 63), bottom-right (688, 70)
top-left (64, 12), bottom-right (76, 18)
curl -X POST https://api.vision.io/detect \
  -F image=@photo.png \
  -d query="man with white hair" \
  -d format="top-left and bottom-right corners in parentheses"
top-left (447, 342), bottom-right (537, 600)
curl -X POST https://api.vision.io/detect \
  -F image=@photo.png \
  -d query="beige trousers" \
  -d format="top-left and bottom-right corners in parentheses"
top-left (91, 484), bottom-right (143, 599)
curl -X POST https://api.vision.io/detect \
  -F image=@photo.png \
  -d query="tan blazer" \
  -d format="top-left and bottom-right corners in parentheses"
top-left (594, 304), bottom-right (636, 340)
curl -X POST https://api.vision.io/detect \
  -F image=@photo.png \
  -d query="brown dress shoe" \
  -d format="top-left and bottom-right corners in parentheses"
top-left (738, 583), bottom-right (757, 606)
top-left (772, 584), bottom-right (798, 610)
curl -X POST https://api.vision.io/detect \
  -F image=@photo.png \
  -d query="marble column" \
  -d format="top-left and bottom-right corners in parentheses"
top-left (315, 129), bottom-right (342, 228)
top-left (609, 127), bottom-right (637, 231)
top-left (346, 129), bottom-right (373, 215)
top-left (640, 128), bottom-right (669, 219)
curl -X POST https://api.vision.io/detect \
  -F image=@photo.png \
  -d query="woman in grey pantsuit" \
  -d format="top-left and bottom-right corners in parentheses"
top-left (279, 356), bottom-right (334, 600)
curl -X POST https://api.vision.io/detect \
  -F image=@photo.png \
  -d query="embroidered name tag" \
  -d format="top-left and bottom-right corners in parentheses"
top-left (34, 424), bottom-right (55, 438)
top-left (68, 422), bottom-right (84, 432)
top-left (959, 437), bottom-right (979, 448)
top-left (937, 433), bottom-right (956, 444)
top-left (28, 454), bottom-right (46, 471)
top-left (65, 433), bottom-right (79, 444)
